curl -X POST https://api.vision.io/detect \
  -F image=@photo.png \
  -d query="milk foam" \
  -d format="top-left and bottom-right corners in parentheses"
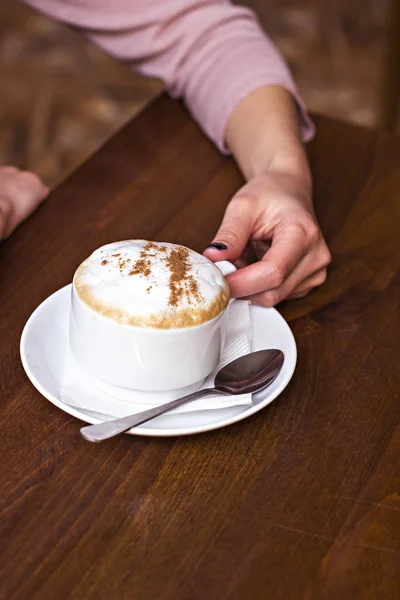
top-left (74, 240), bottom-right (229, 328)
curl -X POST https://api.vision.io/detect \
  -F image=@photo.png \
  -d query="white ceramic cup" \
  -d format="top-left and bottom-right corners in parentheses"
top-left (69, 260), bottom-right (236, 404)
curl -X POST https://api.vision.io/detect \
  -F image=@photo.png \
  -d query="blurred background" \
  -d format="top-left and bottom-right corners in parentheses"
top-left (0, 0), bottom-right (396, 187)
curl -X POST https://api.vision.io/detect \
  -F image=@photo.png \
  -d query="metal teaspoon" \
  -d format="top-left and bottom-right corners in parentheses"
top-left (80, 349), bottom-right (284, 442)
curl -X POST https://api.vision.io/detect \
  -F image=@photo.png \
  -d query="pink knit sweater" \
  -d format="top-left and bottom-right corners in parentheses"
top-left (24, 0), bottom-right (314, 152)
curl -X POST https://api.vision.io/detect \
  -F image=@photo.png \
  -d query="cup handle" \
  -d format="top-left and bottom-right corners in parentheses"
top-left (214, 260), bottom-right (237, 277)
top-left (214, 260), bottom-right (236, 305)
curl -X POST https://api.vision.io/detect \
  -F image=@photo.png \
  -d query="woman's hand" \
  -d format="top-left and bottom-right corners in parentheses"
top-left (203, 85), bottom-right (331, 306)
top-left (203, 168), bottom-right (331, 306)
top-left (0, 166), bottom-right (49, 241)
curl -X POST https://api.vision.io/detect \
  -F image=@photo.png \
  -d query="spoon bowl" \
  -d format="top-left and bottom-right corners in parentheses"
top-left (215, 349), bottom-right (284, 394)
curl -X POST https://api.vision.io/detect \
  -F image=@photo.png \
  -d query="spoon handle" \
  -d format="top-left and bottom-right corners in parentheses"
top-left (80, 388), bottom-right (220, 442)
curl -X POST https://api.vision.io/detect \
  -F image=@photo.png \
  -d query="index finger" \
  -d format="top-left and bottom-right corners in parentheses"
top-left (226, 225), bottom-right (309, 297)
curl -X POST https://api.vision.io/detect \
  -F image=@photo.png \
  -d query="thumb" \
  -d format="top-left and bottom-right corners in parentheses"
top-left (203, 197), bottom-right (254, 262)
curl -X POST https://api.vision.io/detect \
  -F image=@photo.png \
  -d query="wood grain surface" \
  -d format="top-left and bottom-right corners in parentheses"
top-left (1, 95), bottom-right (399, 599)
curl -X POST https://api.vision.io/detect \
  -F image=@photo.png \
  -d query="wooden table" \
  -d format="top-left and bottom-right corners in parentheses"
top-left (1, 96), bottom-right (400, 599)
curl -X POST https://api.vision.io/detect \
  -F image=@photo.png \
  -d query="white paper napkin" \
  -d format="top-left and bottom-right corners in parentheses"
top-left (60, 300), bottom-right (252, 417)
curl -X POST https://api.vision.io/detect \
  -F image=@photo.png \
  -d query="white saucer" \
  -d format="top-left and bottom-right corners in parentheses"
top-left (20, 285), bottom-right (297, 437)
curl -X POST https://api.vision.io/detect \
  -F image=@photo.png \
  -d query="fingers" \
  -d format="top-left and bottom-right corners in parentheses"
top-left (0, 167), bottom-right (49, 205)
top-left (203, 195), bottom-right (255, 263)
top-left (0, 166), bottom-right (49, 239)
top-left (227, 222), bottom-right (311, 297)
top-left (287, 268), bottom-right (328, 299)
top-left (246, 267), bottom-right (328, 307)
top-left (17, 170), bottom-right (49, 215)
top-left (247, 246), bottom-right (331, 307)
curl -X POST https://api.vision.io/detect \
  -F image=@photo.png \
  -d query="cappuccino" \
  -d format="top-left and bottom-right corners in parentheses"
top-left (74, 240), bottom-right (229, 329)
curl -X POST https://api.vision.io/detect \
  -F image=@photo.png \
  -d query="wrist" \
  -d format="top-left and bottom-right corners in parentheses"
top-left (266, 143), bottom-right (312, 191)
top-left (226, 85), bottom-right (311, 183)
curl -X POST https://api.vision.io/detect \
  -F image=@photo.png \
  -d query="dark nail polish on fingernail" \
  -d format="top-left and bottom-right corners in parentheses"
top-left (206, 242), bottom-right (228, 250)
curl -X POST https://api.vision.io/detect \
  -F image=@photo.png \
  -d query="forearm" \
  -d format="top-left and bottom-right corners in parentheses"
top-left (225, 86), bottom-right (312, 188)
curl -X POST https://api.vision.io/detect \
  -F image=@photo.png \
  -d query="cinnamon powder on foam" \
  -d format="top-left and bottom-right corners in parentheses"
top-left (166, 246), bottom-right (202, 307)
top-left (126, 242), bottom-right (202, 307)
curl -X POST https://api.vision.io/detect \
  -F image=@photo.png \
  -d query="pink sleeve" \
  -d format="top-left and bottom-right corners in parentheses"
top-left (24, 0), bottom-right (315, 153)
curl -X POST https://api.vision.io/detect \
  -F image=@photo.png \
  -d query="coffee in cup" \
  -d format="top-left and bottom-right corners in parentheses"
top-left (74, 240), bottom-right (230, 329)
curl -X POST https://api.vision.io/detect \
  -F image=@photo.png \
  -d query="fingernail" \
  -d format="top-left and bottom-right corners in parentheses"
top-left (206, 242), bottom-right (228, 250)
